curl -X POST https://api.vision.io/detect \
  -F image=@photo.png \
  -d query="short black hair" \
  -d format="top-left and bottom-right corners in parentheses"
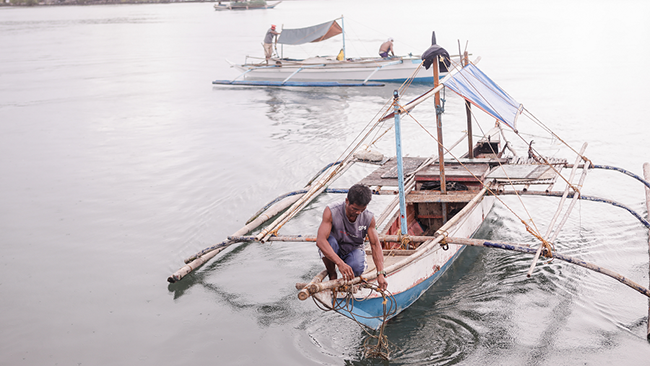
top-left (347, 184), bottom-right (372, 206)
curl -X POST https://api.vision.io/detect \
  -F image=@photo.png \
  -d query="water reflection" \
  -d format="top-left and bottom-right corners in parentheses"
top-left (262, 88), bottom-right (352, 141)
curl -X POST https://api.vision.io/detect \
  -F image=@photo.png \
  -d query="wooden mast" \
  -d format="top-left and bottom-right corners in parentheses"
top-left (464, 51), bottom-right (474, 159)
top-left (433, 53), bottom-right (448, 223)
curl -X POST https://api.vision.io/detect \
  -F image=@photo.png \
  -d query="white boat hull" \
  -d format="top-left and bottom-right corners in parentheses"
top-left (234, 57), bottom-right (441, 83)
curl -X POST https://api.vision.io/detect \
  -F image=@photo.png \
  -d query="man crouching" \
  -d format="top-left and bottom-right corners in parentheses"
top-left (316, 184), bottom-right (387, 290)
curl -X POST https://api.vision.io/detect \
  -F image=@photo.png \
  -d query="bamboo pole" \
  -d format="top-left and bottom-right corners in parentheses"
top-left (297, 269), bottom-right (328, 300)
top-left (299, 234), bottom-right (650, 300)
top-left (167, 193), bottom-right (303, 283)
top-left (526, 143), bottom-right (587, 277)
top-left (548, 160), bottom-right (591, 243)
top-left (393, 91), bottom-right (409, 235)
top-left (256, 158), bottom-right (355, 242)
top-left (498, 190), bottom-right (650, 228)
top-left (446, 237), bottom-right (650, 299)
top-left (463, 51), bottom-right (474, 159)
top-left (433, 56), bottom-right (448, 225)
top-left (643, 163), bottom-right (650, 341)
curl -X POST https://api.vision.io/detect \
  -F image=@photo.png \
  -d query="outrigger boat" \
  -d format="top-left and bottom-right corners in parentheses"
top-left (213, 0), bottom-right (282, 11)
top-left (177, 43), bottom-right (650, 347)
top-left (212, 18), bottom-right (453, 87)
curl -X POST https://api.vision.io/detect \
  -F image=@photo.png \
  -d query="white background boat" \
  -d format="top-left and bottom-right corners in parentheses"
top-left (214, 17), bottom-right (454, 86)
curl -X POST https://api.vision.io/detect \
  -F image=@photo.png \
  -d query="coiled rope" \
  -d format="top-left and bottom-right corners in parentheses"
top-left (312, 279), bottom-right (398, 360)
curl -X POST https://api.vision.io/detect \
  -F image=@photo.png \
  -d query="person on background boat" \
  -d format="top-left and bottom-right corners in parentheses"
top-left (263, 24), bottom-right (280, 64)
top-left (378, 38), bottom-right (395, 58)
top-left (316, 184), bottom-right (388, 290)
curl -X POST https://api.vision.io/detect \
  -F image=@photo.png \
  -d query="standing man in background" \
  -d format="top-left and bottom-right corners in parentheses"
top-left (263, 24), bottom-right (280, 64)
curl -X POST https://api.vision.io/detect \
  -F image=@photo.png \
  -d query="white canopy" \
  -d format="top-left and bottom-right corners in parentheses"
top-left (277, 20), bottom-right (342, 45)
top-left (442, 63), bottom-right (522, 130)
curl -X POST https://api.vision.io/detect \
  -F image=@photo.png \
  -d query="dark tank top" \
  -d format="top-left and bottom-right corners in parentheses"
top-left (328, 201), bottom-right (374, 255)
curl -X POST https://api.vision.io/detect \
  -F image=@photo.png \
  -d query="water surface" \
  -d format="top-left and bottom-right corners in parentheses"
top-left (1, 1), bottom-right (649, 364)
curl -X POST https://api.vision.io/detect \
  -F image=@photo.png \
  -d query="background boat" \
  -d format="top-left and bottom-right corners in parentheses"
top-left (215, 18), bottom-right (454, 86)
top-left (214, 0), bottom-right (282, 11)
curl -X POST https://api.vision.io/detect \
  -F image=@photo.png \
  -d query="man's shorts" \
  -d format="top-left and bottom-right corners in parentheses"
top-left (319, 235), bottom-right (367, 276)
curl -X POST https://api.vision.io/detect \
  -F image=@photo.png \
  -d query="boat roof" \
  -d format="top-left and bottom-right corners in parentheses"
top-left (277, 20), bottom-right (342, 45)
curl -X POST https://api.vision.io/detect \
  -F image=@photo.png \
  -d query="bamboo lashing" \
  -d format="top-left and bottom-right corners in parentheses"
top-left (526, 143), bottom-right (587, 277)
top-left (643, 163), bottom-right (650, 341)
top-left (297, 270), bottom-right (328, 301)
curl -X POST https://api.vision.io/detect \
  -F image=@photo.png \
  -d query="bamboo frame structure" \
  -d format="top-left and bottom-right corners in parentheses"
top-left (643, 163), bottom-right (650, 341)
top-left (527, 143), bottom-right (588, 277)
top-left (295, 232), bottom-right (650, 300)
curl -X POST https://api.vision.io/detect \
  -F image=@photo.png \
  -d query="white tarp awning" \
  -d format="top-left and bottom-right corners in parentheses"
top-left (277, 20), bottom-right (342, 45)
top-left (442, 63), bottom-right (522, 130)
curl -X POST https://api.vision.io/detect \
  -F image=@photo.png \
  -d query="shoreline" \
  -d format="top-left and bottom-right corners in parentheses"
top-left (1, 0), bottom-right (220, 6)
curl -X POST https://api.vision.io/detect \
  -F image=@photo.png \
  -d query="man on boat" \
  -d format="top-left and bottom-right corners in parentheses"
top-left (263, 24), bottom-right (280, 64)
top-left (378, 38), bottom-right (395, 58)
top-left (316, 184), bottom-right (388, 290)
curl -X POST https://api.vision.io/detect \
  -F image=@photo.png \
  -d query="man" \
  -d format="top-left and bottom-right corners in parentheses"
top-left (378, 38), bottom-right (395, 58)
top-left (263, 24), bottom-right (280, 64)
top-left (316, 184), bottom-right (388, 290)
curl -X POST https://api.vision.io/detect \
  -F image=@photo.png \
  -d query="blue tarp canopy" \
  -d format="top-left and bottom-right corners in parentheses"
top-left (442, 63), bottom-right (522, 130)
top-left (277, 20), bottom-right (342, 45)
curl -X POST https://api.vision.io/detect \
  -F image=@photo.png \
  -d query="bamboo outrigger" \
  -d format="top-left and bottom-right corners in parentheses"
top-left (171, 39), bottom-right (650, 346)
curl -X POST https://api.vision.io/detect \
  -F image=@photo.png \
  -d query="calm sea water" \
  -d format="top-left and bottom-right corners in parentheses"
top-left (1, 1), bottom-right (649, 365)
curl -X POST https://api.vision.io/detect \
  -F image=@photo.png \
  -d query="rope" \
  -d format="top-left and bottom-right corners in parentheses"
top-left (312, 279), bottom-right (398, 360)
top-left (592, 164), bottom-right (650, 189)
top-left (405, 109), bottom-right (547, 246)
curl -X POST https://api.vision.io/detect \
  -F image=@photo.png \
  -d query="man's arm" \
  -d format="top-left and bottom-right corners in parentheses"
top-left (316, 207), bottom-right (354, 280)
top-left (367, 217), bottom-right (388, 290)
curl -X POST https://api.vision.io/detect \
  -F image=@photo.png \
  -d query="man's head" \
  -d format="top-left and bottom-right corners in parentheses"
top-left (345, 184), bottom-right (372, 222)
top-left (347, 184), bottom-right (372, 206)
top-left (271, 25), bottom-right (276, 30)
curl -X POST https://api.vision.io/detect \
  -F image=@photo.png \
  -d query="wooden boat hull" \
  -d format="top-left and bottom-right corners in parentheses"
top-left (314, 194), bottom-right (494, 329)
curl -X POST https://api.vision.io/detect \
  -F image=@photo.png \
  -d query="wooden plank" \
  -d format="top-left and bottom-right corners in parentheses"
top-left (406, 191), bottom-right (478, 203)
top-left (486, 164), bottom-right (552, 180)
top-left (358, 157), bottom-right (427, 187)
top-left (416, 163), bottom-right (490, 181)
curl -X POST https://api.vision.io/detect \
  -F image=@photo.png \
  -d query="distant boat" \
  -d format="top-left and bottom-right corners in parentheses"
top-left (212, 17), bottom-right (455, 87)
top-left (213, 0), bottom-right (281, 11)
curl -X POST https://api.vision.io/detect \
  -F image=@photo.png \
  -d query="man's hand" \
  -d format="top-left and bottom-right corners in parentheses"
top-left (377, 274), bottom-right (388, 290)
top-left (337, 261), bottom-right (354, 281)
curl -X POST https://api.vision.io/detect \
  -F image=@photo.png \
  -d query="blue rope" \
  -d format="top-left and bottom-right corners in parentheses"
top-left (305, 160), bottom-right (343, 187)
top-left (592, 164), bottom-right (650, 189)
top-left (508, 191), bottom-right (650, 229)
top-left (577, 194), bottom-right (650, 229)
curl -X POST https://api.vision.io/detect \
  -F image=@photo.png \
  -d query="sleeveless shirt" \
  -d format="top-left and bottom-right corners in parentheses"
top-left (328, 201), bottom-right (374, 255)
